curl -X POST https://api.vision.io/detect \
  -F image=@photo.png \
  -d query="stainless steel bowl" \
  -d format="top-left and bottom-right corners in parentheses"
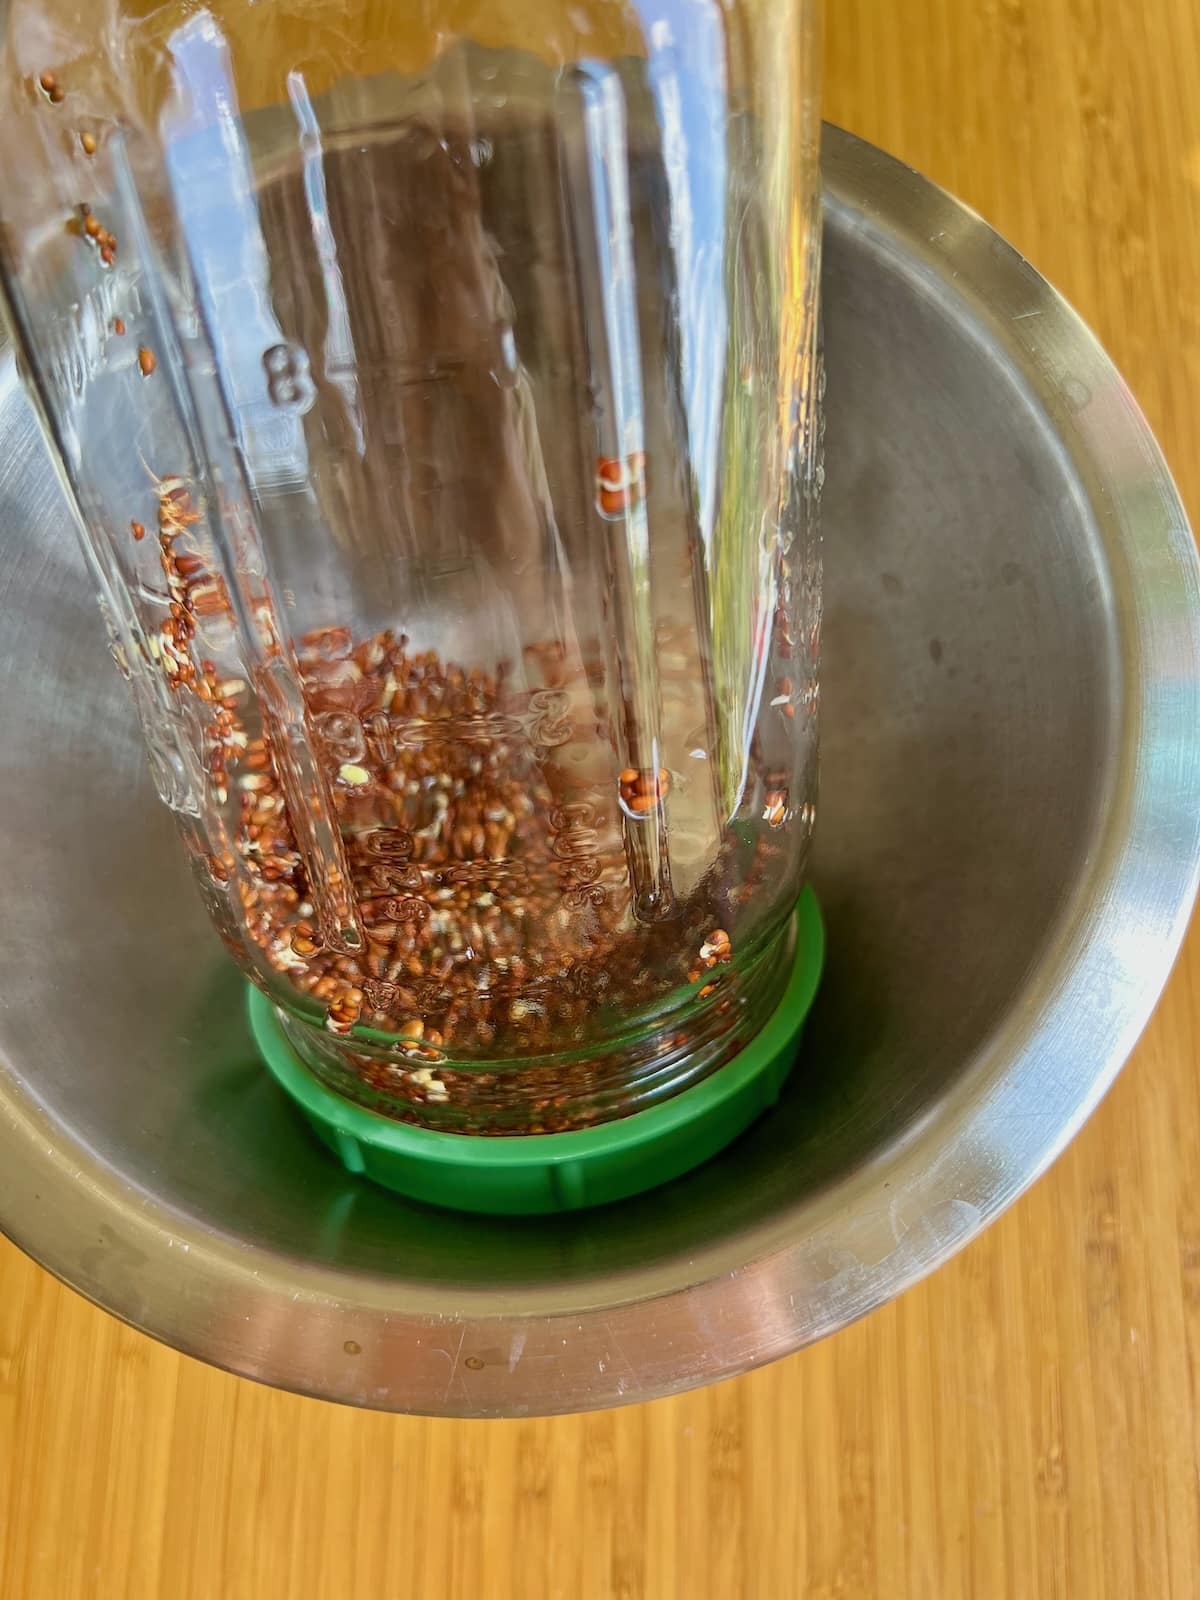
top-left (2, 127), bottom-right (1198, 1417)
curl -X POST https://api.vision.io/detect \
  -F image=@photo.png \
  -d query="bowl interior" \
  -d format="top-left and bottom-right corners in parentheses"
top-left (0, 142), bottom-right (1120, 1325)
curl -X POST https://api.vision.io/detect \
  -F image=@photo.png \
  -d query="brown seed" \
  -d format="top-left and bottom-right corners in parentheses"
top-left (763, 789), bottom-right (788, 828)
top-left (83, 213), bottom-right (101, 238)
top-left (189, 582), bottom-right (227, 617)
top-left (174, 551), bottom-right (205, 578)
top-left (49, 84), bottom-right (65, 104)
top-left (137, 346), bottom-right (156, 377)
top-left (130, 520), bottom-right (145, 541)
top-left (112, 316), bottom-right (125, 335)
top-left (99, 245), bottom-right (114, 267)
top-left (619, 764), bottom-right (670, 811)
top-left (80, 131), bottom-right (97, 156)
top-left (699, 928), bottom-right (732, 966)
top-left (38, 71), bottom-right (58, 94)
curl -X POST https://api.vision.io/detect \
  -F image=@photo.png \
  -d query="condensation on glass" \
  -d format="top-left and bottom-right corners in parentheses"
top-left (0, 0), bottom-right (823, 1133)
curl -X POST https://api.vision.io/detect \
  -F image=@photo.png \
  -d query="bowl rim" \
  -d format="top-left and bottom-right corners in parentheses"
top-left (3, 124), bottom-right (1198, 1416)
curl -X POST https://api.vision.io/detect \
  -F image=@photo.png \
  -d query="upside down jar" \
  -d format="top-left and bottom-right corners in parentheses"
top-left (0, 0), bottom-right (824, 1209)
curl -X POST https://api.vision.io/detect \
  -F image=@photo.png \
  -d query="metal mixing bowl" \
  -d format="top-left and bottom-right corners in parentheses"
top-left (2, 127), bottom-right (1198, 1416)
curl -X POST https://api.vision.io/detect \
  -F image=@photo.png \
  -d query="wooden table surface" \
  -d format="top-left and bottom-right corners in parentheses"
top-left (3, 2), bottom-right (1199, 1595)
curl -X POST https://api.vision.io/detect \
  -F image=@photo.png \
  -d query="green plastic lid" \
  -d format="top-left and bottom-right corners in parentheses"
top-left (249, 886), bottom-right (823, 1215)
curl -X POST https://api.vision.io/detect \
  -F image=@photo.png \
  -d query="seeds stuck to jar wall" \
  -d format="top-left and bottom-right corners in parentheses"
top-left (618, 766), bottom-right (671, 817)
top-left (73, 206), bottom-right (117, 267)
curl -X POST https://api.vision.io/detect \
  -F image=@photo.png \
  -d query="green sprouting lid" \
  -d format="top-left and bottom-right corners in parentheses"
top-left (249, 886), bottom-right (823, 1215)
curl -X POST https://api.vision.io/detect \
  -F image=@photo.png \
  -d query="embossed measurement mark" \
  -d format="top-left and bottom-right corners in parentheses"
top-left (364, 827), bottom-right (416, 860)
top-left (362, 978), bottom-right (400, 1012)
top-left (435, 858), bottom-right (528, 887)
top-left (527, 689), bottom-right (572, 751)
top-left (358, 825), bottom-right (528, 914)
top-left (359, 829), bottom-right (428, 922)
top-left (311, 692), bottom-right (574, 769)
top-left (262, 341), bottom-right (316, 412)
top-left (366, 958), bottom-right (613, 1017)
top-left (549, 802), bottom-right (605, 909)
top-left (369, 861), bottom-right (423, 894)
top-left (314, 709), bottom-right (366, 764)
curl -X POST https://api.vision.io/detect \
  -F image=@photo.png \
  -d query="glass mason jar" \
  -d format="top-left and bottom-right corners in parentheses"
top-left (0, 0), bottom-right (822, 1134)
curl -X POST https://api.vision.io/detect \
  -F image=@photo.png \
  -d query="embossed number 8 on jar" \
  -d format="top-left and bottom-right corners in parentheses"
top-left (0, 0), bottom-right (824, 1183)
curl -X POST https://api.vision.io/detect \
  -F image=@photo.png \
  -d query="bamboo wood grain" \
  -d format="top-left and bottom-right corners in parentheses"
top-left (3, 1), bottom-right (1199, 1594)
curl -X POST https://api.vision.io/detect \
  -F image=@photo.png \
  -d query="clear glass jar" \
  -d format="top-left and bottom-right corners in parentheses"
top-left (0, 0), bottom-right (822, 1133)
